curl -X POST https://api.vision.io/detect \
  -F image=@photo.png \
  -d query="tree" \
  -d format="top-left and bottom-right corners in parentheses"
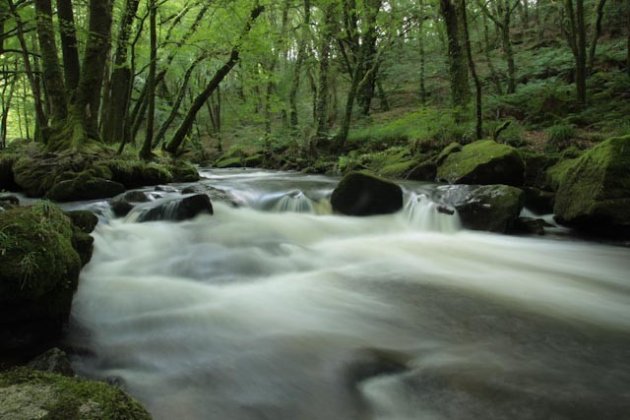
top-left (139, 0), bottom-right (157, 160)
top-left (563, 0), bottom-right (587, 107)
top-left (440, 0), bottom-right (471, 107)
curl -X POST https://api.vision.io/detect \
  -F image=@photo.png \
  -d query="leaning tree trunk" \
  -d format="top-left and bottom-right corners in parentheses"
top-left (587, 0), bottom-right (607, 73)
top-left (314, 3), bottom-right (336, 141)
top-left (459, 0), bottom-right (483, 139)
top-left (440, 0), bottom-right (470, 108)
top-left (357, 0), bottom-right (381, 116)
top-left (288, 0), bottom-right (311, 129)
top-left (102, 0), bottom-right (140, 144)
top-left (164, 5), bottom-right (265, 155)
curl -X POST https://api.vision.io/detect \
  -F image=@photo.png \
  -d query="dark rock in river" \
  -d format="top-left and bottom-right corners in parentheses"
top-left (65, 210), bottom-right (99, 233)
top-left (331, 171), bottom-right (403, 216)
top-left (0, 203), bottom-right (84, 359)
top-left (136, 193), bottom-right (213, 222)
top-left (110, 190), bottom-right (151, 217)
top-left (554, 135), bottom-right (630, 237)
top-left (439, 184), bottom-right (525, 233)
top-left (437, 140), bottom-right (525, 186)
top-left (522, 187), bottom-right (555, 214)
top-left (0, 368), bottom-right (151, 419)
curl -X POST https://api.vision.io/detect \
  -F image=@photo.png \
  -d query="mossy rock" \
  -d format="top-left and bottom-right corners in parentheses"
top-left (169, 161), bottom-right (200, 182)
top-left (47, 174), bottom-right (125, 202)
top-left (437, 140), bottom-right (525, 186)
top-left (0, 368), bottom-right (151, 420)
top-left (545, 157), bottom-right (580, 191)
top-left (554, 135), bottom-right (630, 236)
top-left (519, 149), bottom-right (559, 188)
top-left (0, 203), bottom-right (82, 356)
top-left (436, 142), bottom-right (462, 166)
top-left (214, 156), bottom-right (244, 169)
top-left (108, 160), bottom-right (173, 188)
top-left (65, 211), bottom-right (99, 234)
top-left (331, 171), bottom-right (403, 216)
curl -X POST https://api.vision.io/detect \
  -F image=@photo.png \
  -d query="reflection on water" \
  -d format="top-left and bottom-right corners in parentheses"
top-left (69, 170), bottom-right (630, 420)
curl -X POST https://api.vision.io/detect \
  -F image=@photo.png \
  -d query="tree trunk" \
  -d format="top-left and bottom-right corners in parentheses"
top-left (627, 0), bottom-right (630, 77)
top-left (502, 13), bottom-right (516, 94)
top-left (357, 0), bottom-right (381, 116)
top-left (74, 0), bottom-right (114, 139)
top-left (164, 5), bottom-right (264, 155)
top-left (102, 0), bottom-right (140, 144)
top-left (56, 0), bottom-right (80, 95)
top-left (440, 0), bottom-right (470, 108)
top-left (34, 0), bottom-right (67, 123)
top-left (565, 0), bottom-right (587, 107)
top-left (314, 3), bottom-right (336, 140)
top-left (139, 0), bottom-right (157, 160)
top-left (459, 0), bottom-right (483, 139)
top-left (419, 1), bottom-right (427, 104)
top-left (288, 0), bottom-right (311, 129)
top-left (587, 0), bottom-right (607, 73)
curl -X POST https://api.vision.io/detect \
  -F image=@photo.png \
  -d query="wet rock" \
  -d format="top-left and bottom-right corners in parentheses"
top-left (522, 187), bottom-right (555, 214)
top-left (331, 172), bottom-right (403, 216)
top-left (0, 368), bottom-right (151, 419)
top-left (406, 159), bottom-right (437, 181)
top-left (108, 160), bottom-right (173, 188)
top-left (170, 161), bottom-right (200, 182)
top-left (511, 217), bottom-right (552, 235)
top-left (181, 185), bottom-right (242, 207)
top-left (437, 140), bottom-right (525, 186)
top-left (65, 210), bottom-right (99, 233)
top-left (47, 175), bottom-right (125, 202)
top-left (27, 348), bottom-right (74, 377)
top-left (439, 184), bottom-right (525, 233)
top-left (0, 203), bottom-right (82, 359)
top-left (137, 194), bottom-right (213, 222)
top-left (554, 135), bottom-right (630, 237)
top-left (110, 191), bottom-right (151, 217)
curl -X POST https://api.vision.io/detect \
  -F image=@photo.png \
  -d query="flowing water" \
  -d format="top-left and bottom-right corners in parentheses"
top-left (68, 169), bottom-right (630, 420)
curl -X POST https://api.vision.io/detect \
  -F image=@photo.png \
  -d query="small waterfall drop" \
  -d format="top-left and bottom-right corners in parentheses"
top-left (403, 192), bottom-right (461, 232)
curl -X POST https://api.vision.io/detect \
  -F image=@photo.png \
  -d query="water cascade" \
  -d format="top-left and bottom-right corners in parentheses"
top-left (68, 170), bottom-right (630, 420)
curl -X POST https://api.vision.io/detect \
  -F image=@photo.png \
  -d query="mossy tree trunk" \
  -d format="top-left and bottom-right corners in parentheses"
top-left (564, 0), bottom-right (587, 107)
top-left (56, 0), bottom-right (80, 96)
top-left (289, 0), bottom-right (311, 129)
top-left (102, 0), bottom-right (140, 144)
top-left (440, 0), bottom-right (471, 108)
top-left (314, 3), bottom-right (336, 141)
top-left (587, 0), bottom-right (607, 73)
top-left (356, 0), bottom-right (381, 116)
top-left (139, 0), bottom-right (157, 161)
top-left (459, 0), bottom-right (483, 139)
top-left (164, 5), bottom-right (265, 156)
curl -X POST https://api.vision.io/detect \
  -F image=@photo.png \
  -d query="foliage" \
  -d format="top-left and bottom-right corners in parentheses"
top-left (546, 123), bottom-right (576, 152)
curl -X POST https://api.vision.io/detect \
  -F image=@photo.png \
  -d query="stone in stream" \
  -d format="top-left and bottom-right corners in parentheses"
top-left (331, 171), bottom-right (403, 216)
top-left (438, 184), bottom-right (525, 233)
top-left (0, 368), bottom-right (151, 419)
top-left (110, 190), bottom-right (152, 217)
top-left (137, 193), bottom-right (213, 222)
top-left (0, 203), bottom-right (86, 359)
top-left (437, 140), bottom-right (525, 186)
top-left (554, 135), bottom-right (630, 237)
top-left (47, 175), bottom-right (125, 202)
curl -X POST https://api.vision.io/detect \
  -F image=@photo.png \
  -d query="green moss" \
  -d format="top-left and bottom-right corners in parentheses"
top-left (0, 368), bottom-right (151, 420)
top-left (436, 142), bottom-right (462, 165)
top-left (545, 157), bottom-right (579, 191)
top-left (437, 140), bottom-right (524, 185)
top-left (554, 135), bottom-right (630, 228)
top-left (107, 159), bottom-right (173, 188)
top-left (169, 161), bottom-right (200, 182)
top-left (0, 202), bottom-right (80, 302)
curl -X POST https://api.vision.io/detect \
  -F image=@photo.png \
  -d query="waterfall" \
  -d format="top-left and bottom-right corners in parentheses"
top-left (403, 192), bottom-right (461, 232)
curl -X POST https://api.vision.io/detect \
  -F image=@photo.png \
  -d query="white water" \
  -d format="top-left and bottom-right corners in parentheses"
top-left (69, 171), bottom-right (630, 420)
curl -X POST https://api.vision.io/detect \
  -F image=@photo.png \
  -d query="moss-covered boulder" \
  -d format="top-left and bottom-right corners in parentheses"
top-left (108, 160), bottom-right (174, 189)
top-left (135, 194), bottom-right (213, 222)
top-left (554, 136), bottom-right (630, 235)
top-left (47, 173), bottom-right (125, 202)
top-left (169, 161), bottom-right (200, 182)
top-left (110, 191), bottom-right (151, 217)
top-left (545, 157), bottom-right (580, 191)
top-left (0, 203), bottom-right (84, 358)
top-left (0, 368), bottom-right (151, 419)
top-left (439, 184), bottom-right (525, 233)
top-left (437, 140), bottom-right (525, 186)
top-left (331, 172), bottom-right (403, 216)
top-left (519, 149), bottom-right (558, 188)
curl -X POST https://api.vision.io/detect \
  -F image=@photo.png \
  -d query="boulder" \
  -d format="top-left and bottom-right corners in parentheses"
top-left (47, 175), bottom-right (125, 202)
top-left (439, 184), bottom-right (525, 233)
top-left (170, 161), bottom-right (200, 182)
top-left (110, 191), bottom-right (151, 217)
top-left (108, 160), bottom-right (173, 188)
top-left (331, 172), bottom-right (403, 216)
top-left (65, 210), bottom-right (99, 233)
top-left (437, 140), bottom-right (525, 186)
top-left (522, 187), bottom-right (555, 214)
top-left (136, 194), bottom-right (213, 222)
top-left (0, 368), bottom-right (151, 419)
top-left (0, 195), bottom-right (20, 211)
top-left (0, 203), bottom-right (83, 358)
top-left (554, 135), bottom-right (630, 236)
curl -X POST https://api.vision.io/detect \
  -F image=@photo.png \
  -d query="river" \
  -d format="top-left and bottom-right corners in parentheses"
top-left (67, 169), bottom-right (630, 420)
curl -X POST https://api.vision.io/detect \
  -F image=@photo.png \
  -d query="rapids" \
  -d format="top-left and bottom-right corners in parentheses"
top-left (68, 170), bottom-right (630, 420)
